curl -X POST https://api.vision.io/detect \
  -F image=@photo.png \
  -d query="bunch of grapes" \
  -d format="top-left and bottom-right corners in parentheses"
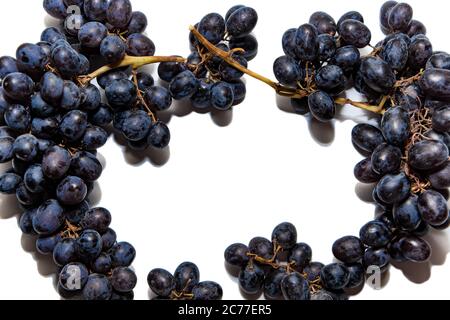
top-left (0, 0), bottom-right (150, 300)
top-left (156, 5), bottom-right (258, 112)
top-left (147, 262), bottom-right (223, 300)
top-left (225, 223), bottom-right (356, 300)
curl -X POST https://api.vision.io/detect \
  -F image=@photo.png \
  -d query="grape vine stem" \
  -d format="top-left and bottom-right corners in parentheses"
top-left (77, 55), bottom-right (186, 86)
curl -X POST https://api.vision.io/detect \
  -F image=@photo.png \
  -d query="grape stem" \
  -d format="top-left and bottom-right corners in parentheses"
top-left (189, 25), bottom-right (310, 99)
top-left (131, 70), bottom-right (158, 123)
top-left (334, 98), bottom-right (386, 114)
top-left (77, 55), bottom-right (186, 86)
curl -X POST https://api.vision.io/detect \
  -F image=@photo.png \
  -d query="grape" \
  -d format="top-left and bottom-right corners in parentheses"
top-left (3, 72), bottom-right (34, 101)
top-left (381, 107), bottom-right (410, 147)
top-left (174, 262), bottom-right (200, 292)
top-left (77, 229), bottom-right (103, 260)
top-left (332, 236), bottom-right (364, 264)
top-left (338, 19), bottom-right (371, 48)
top-left (100, 35), bottom-right (126, 64)
top-left (31, 117), bottom-right (58, 140)
top-left (59, 263), bottom-right (89, 292)
top-left (169, 70), bottom-right (198, 100)
top-left (400, 236), bottom-right (431, 263)
top-left (158, 60), bottom-right (186, 82)
top-left (40, 72), bottom-right (64, 105)
top-left (359, 220), bottom-right (392, 248)
top-left (407, 20), bottom-right (426, 37)
top-left (59, 110), bottom-right (88, 142)
top-left (337, 11), bottom-right (364, 29)
top-left (43, 0), bottom-right (67, 20)
top-left (65, 200), bottom-right (90, 224)
top-left (110, 242), bottom-right (136, 267)
top-left (248, 237), bottom-right (273, 260)
top-left (101, 228), bottom-right (117, 251)
top-left (224, 243), bottom-right (250, 267)
top-left (121, 110), bottom-right (151, 141)
top-left (135, 72), bottom-right (154, 91)
top-left (32, 199), bottom-right (65, 235)
top-left (360, 57), bottom-right (395, 94)
top-left (432, 107), bottom-right (450, 133)
top-left (346, 263), bottom-right (365, 289)
top-left (144, 86), bottom-right (172, 111)
top-left (307, 90), bottom-right (335, 122)
top-left (192, 281), bottom-right (223, 300)
top-left (303, 262), bottom-right (324, 281)
top-left (24, 164), bottom-right (47, 194)
top-left (239, 263), bottom-right (265, 295)
top-left (288, 243), bottom-right (312, 271)
top-left (81, 207), bottom-right (111, 233)
top-left (53, 238), bottom-right (79, 267)
top-left (61, 81), bottom-right (82, 110)
top-left (408, 140), bottom-right (449, 171)
top-left (84, 0), bottom-right (108, 22)
top-left (83, 274), bottom-right (112, 300)
top-left (352, 124), bottom-right (385, 153)
top-left (264, 268), bottom-right (287, 300)
top-left (376, 172), bottom-right (411, 204)
top-left (111, 267), bottom-right (137, 293)
top-left (0, 172), bottom-right (22, 194)
top-left (393, 195), bottom-right (422, 231)
top-left (36, 233), bottom-right (62, 255)
top-left (330, 45), bottom-right (360, 72)
top-left (282, 28), bottom-right (297, 58)
top-left (219, 54), bottom-right (247, 81)
top-left (127, 11), bottom-right (148, 34)
top-left (272, 222), bottom-right (297, 250)
top-left (226, 7), bottom-right (258, 38)
top-left (317, 34), bottom-right (336, 61)
top-left (388, 3), bottom-right (413, 32)
top-left (229, 35), bottom-right (258, 61)
top-left (105, 79), bottom-right (137, 108)
top-left (0, 136), bottom-right (15, 163)
top-left (230, 80), bottom-right (246, 106)
top-left (57, 175), bottom-right (88, 205)
top-left (294, 24), bottom-right (318, 61)
top-left (281, 273), bottom-right (310, 300)
top-left (427, 53), bottom-right (450, 71)
top-left (79, 22), bottom-right (108, 48)
top-left (418, 190), bottom-right (449, 226)
top-left (363, 247), bottom-right (391, 271)
top-left (70, 151), bottom-right (103, 182)
top-left (315, 65), bottom-right (344, 92)
top-left (91, 253), bottom-right (113, 274)
top-left (379, 1), bottom-right (398, 34)
top-left (15, 43), bottom-right (48, 79)
top-left (381, 37), bottom-right (409, 71)
top-left (106, 0), bottom-right (132, 29)
top-left (19, 209), bottom-right (38, 235)
top-left (126, 33), bottom-right (155, 56)
top-left (419, 68), bottom-right (450, 101)
top-left (42, 146), bottom-right (71, 180)
top-left (371, 143), bottom-right (402, 176)
top-left (41, 27), bottom-right (66, 45)
top-left (320, 263), bottom-right (350, 291)
top-left (210, 82), bottom-right (234, 111)
top-left (51, 45), bottom-right (82, 78)
top-left (16, 183), bottom-right (42, 206)
top-left (198, 13), bottom-right (225, 45)
top-left (408, 36), bottom-right (432, 69)
top-left (309, 11), bottom-right (336, 36)
top-left (89, 104), bottom-right (113, 127)
top-left (147, 268), bottom-right (176, 297)
top-left (80, 84), bottom-right (101, 111)
top-left (428, 162), bottom-right (450, 190)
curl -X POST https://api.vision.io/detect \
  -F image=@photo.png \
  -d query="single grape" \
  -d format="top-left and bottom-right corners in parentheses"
top-left (337, 11), bottom-right (364, 29)
top-left (210, 82), bottom-right (234, 111)
top-left (307, 90), bottom-right (335, 122)
top-left (78, 22), bottom-right (108, 48)
top-left (148, 121), bottom-right (170, 149)
top-left (83, 274), bottom-right (112, 300)
top-left (248, 237), bottom-right (273, 260)
top-left (388, 2), bottom-right (413, 32)
top-left (419, 68), bottom-right (450, 101)
top-left (309, 11), bottom-right (336, 36)
top-left (363, 248), bottom-right (390, 271)
top-left (338, 19), bottom-right (371, 48)
top-left (144, 86), bottom-right (172, 111)
top-left (371, 143), bottom-right (402, 176)
top-left (264, 268), bottom-right (287, 300)
top-left (53, 238), bottom-right (79, 267)
top-left (376, 172), bottom-right (411, 204)
top-left (272, 222), bottom-right (297, 250)
top-left (408, 140), bottom-right (449, 171)
top-left (288, 243), bottom-right (312, 271)
top-left (239, 263), bottom-right (265, 295)
top-left (294, 24), bottom-right (318, 61)
top-left (393, 195), bottom-right (423, 232)
top-left (111, 267), bottom-right (137, 293)
top-left (43, 0), bottom-right (67, 20)
top-left (281, 273), bottom-right (310, 300)
top-left (400, 236), bottom-right (431, 262)
top-left (0, 172), bottom-right (22, 194)
top-left (418, 190), bottom-right (449, 226)
top-left (81, 207), bottom-right (111, 233)
top-left (224, 243), bottom-right (250, 267)
top-left (77, 229), bottom-right (103, 260)
top-left (346, 263), bottom-right (365, 289)
top-left (100, 35), bottom-right (126, 64)
top-left (105, 79), bottom-right (137, 108)
top-left (226, 7), bottom-right (258, 38)
top-left (91, 253), bottom-right (113, 274)
top-left (110, 242), bottom-right (136, 267)
top-left (192, 281), bottom-right (223, 300)
top-left (428, 162), bottom-right (450, 190)
top-left (381, 106), bottom-right (410, 147)
top-left (127, 11), bottom-right (148, 34)
top-left (320, 263), bottom-right (350, 291)
top-left (174, 262), bottom-right (200, 292)
top-left (32, 199), bottom-right (65, 235)
top-left (106, 0), bottom-right (132, 29)
top-left (198, 13), bottom-right (225, 45)
top-left (360, 57), bottom-right (395, 94)
top-left (147, 268), bottom-right (176, 297)
top-left (126, 33), bottom-right (155, 56)
top-left (332, 236), bottom-right (364, 264)
top-left (3, 72), bottom-right (34, 101)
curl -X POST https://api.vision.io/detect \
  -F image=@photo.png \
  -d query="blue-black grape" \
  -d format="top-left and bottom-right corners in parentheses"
top-left (106, 0), bottom-right (132, 29)
top-left (371, 143), bottom-right (402, 176)
top-left (110, 242), bottom-right (136, 267)
top-left (57, 175), bottom-right (87, 205)
top-left (78, 22), bottom-right (108, 48)
top-left (77, 229), bottom-right (103, 260)
top-left (53, 238), bottom-right (79, 267)
top-left (210, 82), bottom-right (234, 111)
top-left (192, 281), bottom-right (223, 300)
top-left (105, 79), bottom-right (137, 108)
top-left (352, 124), bottom-right (385, 153)
top-left (288, 243), bottom-right (312, 271)
top-left (127, 11), bottom-right (147, 34)
top-left (294, 24), bottom-right (318, 61)
top-left (432, 107), bottom-right (450, 133)
top-left (346, 263), bottom-right (365, 289)
top-left (80, 84), bottom-right (102, 111)
top-left (111, 267), bottom-right (137, 293)
top-left (381, 106), bottom-right (410, 147)
top-left (309, 11), bottom-right (336, 36)
top-left (61, 81), bottom-right (82, 110)
top-left (400, 236), bottom-right (431, 262)
top-left (0, 172), bottom-right (22, 194)
top-left (198, 13), bottom-right (225, 45)
top-left (81, 207), bottom-right (111, 233)
top-left (169, 70), bottom-right (198, 100)
top-left (126, 33), bottom-right (155, 56)
top-left (408, 140), bottom-right (449, 171)
top-left (100, 35), bottom-right (126, 63)
top-left (229, 35), bottom-right (258, 61)
top-left (317, 34), bottom-right (336, 61)
top-left (360, 57), bottom-right (395, 94)
top-left (420, 69), bottom-right (450, 101)
top-left (338, 11), bottom-right (364, 29)
top-left (263, 268), bottom-right (287, 300)
top-left (36, 233), bottom-right (62, 255)
top-left (121, 110), bottom-right (151, 141)
top-left (417, 190), bottom-right (449, 226)
top-left (393, 195), bottom-right (422, 231)
top-left (32, 199), bottom-right (65, 235)
top-left (24, 164), bottom-right (47, 193)
top-left (144, 86), bottom-right (172, 111)
top-left (3, 72), bottom-right (34, 101)
top-left (388, 2), bottom-right (413, 32)
top-left (224, 243), bottom-right (250, 267)
top-left (248, 237), bottom-right (273, 260)
top-left (273, 55), bottom-right (301, 87)
top-left (16, 43), bottom-right (49, 79)
top-left (91, 253), bottom-right (113, 274)
top-left (147, 268), bottom-right (176, 297)
top-left (174, 262), bottom-right (200, 292)
top-left (280, 273), bottom-right (310, 300)
top-left (408, 36), bottom-right (432, 70)
top-left (59, 110), bottom-right (88, 142)
top-left (0, 136), bottom-right (15, 163)
top-left (359, 220), bottom-right (392, 248)
top-left (428, 162), bottom-right (450, 190)
top-left (307, 90), bottom-right (335, 122)
top-left (331, 45), bottom-right (360, 72)
top-left (272, 222), bottom-right (297, 250)
top-left (320, 263), bottom-right (350, 291)
top-left (332, 236), bottom-right (364, 264)
top-left (338, 19), bottom-right (371, 48)
top-left (43, 0), bottom-right (67, 20)
top-left (315, 65), bottom-right (345, 91)
top-left (239, 263), bottom-right (265, 295)
top-left (363, 248), bottom-right (391, 271)
top-left (226, 7), bottom-right (258, 38)
top-left (83, 274), bottom-right (112, 300)
top-left (381, 37), bottom-right (409, 71)
top-left (0, 56), bottom-right (19, 80)
top-left (376, 172), bottom-right (411, 204)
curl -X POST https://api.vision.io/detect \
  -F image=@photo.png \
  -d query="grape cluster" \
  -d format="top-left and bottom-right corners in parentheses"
top-left (148, 262), bottom-right (223, 300)
top-left (156, 5), bottom-right (258, 112)
top-left (0, 0), bottom-right (147, 300)
top-left (225, 222), bottom-right (353, 300)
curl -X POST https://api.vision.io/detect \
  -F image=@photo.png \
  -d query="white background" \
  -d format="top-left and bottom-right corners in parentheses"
top-left (0, 0), bottom-right (449, 300)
